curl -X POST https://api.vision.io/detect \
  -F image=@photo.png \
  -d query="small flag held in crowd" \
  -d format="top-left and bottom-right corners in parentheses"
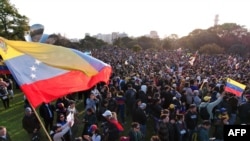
top-left (235, 63), bottom-right (240, 70)
top-left (188, 51), bottom-right (198, 66)
top-left (225, 78), bottom-right (246, 97)
top-left (0, 37), bottom-right (112, 108)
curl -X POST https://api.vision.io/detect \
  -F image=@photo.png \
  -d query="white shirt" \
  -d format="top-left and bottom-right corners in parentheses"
top-left (91, 133), bottom-right (101, 141)
top-left (53, 122), bottom-right (70, 141)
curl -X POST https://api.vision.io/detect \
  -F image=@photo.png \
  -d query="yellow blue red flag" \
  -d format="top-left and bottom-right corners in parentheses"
top-left (0, 37), bottom-right (112, 108)
top-left (225, 78), bottom-right (246, 97)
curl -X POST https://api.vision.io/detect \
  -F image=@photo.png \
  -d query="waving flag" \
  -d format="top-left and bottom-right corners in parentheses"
top-left (0, 37), bottom-right (112, 108)
top-left (225, 78), bottom-right (246, 97)
top-left (188, 51), bottom-right (198, 66)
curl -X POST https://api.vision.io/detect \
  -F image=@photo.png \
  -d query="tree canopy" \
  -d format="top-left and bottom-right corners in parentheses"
top-left (0, 0), bottom-right (29, 40)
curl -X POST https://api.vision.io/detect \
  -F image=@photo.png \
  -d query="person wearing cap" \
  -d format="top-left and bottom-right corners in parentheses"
top-left (198, 91), bottom-right (225, 121)
top-left (101, 110), bottom-right (121, 141)
top-left (213, 107), bottom-right (229, 141)
top-left (168, 104), bottom-right (177, 128)
top-left (80, 124), bottom-right (101, 141)
top-left (22, 107), bottom-right (41, 140)
top-left (102, 109), bottom-right (112, 118)
top-left (238, 92), bottom-right (250, 124)
top-left (218, 108), bottom-right (229, 121)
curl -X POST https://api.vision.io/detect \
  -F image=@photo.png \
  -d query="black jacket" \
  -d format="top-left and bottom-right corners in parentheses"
top-left (39, 103), bottom-right (55, 120)
top-left (0, 133), bottom-right (12, 141)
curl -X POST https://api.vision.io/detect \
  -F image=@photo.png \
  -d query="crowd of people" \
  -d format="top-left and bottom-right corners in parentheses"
top-left (2, 46), bottom-right (250, 141)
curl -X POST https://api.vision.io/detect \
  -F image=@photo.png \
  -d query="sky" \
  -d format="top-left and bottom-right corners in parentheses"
top-left (10, 0), bottom-right (250, 39)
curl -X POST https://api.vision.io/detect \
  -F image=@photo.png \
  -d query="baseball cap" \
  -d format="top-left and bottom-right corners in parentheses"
top-left (88, 124), bottom-right (98, 132)
top-left (189, 104), bottom-right (196, 109)
top-left (102, 110), bottom-right (112, 117)
top-left (220, 107), bottom-right (227, 113)
top-left (169, 104), bottom-right (175, 109)
top-left (204, 96), bottom-right (211, 102)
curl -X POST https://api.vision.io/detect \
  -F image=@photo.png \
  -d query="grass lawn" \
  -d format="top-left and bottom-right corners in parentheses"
top-left (0, 89), bottom-right (155, 140)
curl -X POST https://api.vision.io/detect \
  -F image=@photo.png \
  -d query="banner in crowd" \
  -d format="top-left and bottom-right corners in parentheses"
top-left (225, 78), bottom-right (246, 97)
top-left (0, 37), bottom-right (112, 108)
top-left (188, 51), bottom-right (198, 66)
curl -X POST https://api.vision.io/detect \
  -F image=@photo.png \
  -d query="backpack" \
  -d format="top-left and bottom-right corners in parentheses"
top-left (199, 104), bottom-right (210, 120)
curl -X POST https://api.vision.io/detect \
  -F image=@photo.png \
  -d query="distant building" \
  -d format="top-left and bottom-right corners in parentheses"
top-left (149, 31), bottom-right (159, 39)
top-left (94, 33), bottom-right (112, 44)
top-left (94, 32), bottom-right (128, 44)
top-left (70, 38), bottom-right (80, 43)
top-left (85, 33), bottom-right (90, 37)
top-left (214, 14), bottom-right (219, 26)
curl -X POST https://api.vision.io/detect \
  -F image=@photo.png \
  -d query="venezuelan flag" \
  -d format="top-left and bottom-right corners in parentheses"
top-left (0, 61), bottom-right (10, 74)
top-left (0, 37), bottom-right (112, 108)
top-left (225, 78), bottom-right (246, 97)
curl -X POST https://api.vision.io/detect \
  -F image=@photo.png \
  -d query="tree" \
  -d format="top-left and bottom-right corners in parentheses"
top-left (210, 23), bottom-right (249, 50)
top-left (0, 0), bottom-right (29, 40)
top-left (161, 37), bottom-right (172, 50)
top-left (161, 34), bottom-right (179, 50)
top-left (79, 35), bottom-right (107, 49)
top-left (113, 37), bottom-right (134, 48)
top-left (183, 29), bottom-right (221, 51)
top-left (199, 43), bottom-right (224, 55)
top-left (228, 44), bottom-right (247, 56)
top-left (132, 44), bottom-right (142, 52)
top-left (136, 36), bottom-right (160, 49)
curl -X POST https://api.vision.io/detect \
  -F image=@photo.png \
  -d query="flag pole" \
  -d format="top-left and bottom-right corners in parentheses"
top-left (199, 81), bottom-right (205, 91)
top-left (30, 103), bottom-right (52, 141)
